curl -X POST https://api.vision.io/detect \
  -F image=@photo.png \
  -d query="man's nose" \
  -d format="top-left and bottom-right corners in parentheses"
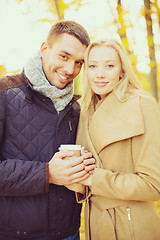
top-left (64, 61), bottom-right (75, 75)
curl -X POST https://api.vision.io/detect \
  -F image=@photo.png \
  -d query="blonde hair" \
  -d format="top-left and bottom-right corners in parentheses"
top-left (81, 39), bottom-right (143, 111)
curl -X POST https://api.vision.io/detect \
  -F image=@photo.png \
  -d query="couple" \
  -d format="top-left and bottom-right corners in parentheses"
top-left (0, 20), bottom-right (160, 240)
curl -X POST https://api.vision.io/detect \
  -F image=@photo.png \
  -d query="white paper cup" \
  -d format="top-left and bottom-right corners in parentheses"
top-left (59, 144), bottom-right (81, 157)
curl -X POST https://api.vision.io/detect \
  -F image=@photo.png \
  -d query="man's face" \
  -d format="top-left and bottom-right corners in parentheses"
top-left (40, 33), bottom-right (87, 89)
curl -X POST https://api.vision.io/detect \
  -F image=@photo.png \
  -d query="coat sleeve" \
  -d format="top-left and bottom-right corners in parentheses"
top-left (0, 92), bottom-right (49, 197)
top-left (91, 96), bottom-right (160, 201)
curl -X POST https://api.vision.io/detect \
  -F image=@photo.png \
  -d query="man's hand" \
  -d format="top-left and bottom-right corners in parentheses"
top-left (49, 150), bottom-right (89, 185)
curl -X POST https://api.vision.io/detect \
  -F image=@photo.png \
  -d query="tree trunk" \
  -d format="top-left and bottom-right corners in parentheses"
top-left (116, 0), bottom-right (130, 51)
top-left (144, 0), bottom-right (158, 100)
top-left (154, 0), bottom-right (160, 28)
top-left (54, 0), bottom-right (64, 20)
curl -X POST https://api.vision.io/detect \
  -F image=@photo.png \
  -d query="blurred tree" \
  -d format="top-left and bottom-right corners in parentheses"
top-left (116, 0), bottom-right (130, 51)
top-left (105, 0), bottom-right (139, 72)
top-left (46, 0), bottom-right (65, 20)
top-left (17, 0), bottom-right (83, 22)
top-left (106, 0), bottom-right (130, 51)
top-left (0, 65), bottom-right (7, 77)
top-left (154, 0), bottom-right (160, 27)
top-left (54, 0), bottom-right (63, 20)
top-left (45, 0), bottom-right (83, 21)
top-left (143, 0), bottom-right (158, 100)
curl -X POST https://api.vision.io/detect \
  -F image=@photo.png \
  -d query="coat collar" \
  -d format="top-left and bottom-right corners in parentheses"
top-left (85, 92), bottom-right (144, 154)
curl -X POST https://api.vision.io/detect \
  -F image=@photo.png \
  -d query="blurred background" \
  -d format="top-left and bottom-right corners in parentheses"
top-left (1, 0), bottom-right (160, 100)
top-left (0, 0), bottom-right (160, 238)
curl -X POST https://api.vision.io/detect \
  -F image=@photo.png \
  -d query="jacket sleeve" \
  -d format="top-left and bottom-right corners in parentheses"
top-left (0, 92), bottom-right (49, 197)
top-left (91, 96), bottom-right (160, 201)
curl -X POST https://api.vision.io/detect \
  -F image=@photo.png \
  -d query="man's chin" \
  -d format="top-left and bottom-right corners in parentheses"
top-left (47, 77), bottom-right (73, 89)
top-left (58, 80), bottom-right (73, 89)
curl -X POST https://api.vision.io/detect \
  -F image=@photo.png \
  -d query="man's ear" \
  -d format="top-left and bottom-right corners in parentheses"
top-left (40, 42), bottom-right (48, 56)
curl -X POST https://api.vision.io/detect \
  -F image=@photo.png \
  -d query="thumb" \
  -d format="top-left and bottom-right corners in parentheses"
top-left (81, 146), bottom-right (85, 155)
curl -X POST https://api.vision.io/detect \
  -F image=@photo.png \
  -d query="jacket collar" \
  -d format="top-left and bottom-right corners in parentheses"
top-left (22, 73), bottom-right (81, 112)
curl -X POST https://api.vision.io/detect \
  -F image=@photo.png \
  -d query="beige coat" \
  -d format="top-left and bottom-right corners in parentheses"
top-left (76, 92), bottom-right (160, 240)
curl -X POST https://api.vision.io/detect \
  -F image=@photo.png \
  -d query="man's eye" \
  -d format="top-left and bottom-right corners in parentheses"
top-left (76, 61), bottom-right (83, 66)
top-left (60, 55), bottom-right (68, 60)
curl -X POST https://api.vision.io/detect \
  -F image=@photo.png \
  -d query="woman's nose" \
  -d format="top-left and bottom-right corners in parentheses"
top-left (96, 67), bottom-right (105, 78)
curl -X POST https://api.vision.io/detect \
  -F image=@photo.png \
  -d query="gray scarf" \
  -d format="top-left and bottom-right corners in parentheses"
top-left (23, 51), bottom-right (74, 112)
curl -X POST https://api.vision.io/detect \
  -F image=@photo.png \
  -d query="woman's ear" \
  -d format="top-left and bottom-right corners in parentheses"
top-left (119, 74), bottom-right (123, 80)
top-left (119, 68), bottom-right (125, 80)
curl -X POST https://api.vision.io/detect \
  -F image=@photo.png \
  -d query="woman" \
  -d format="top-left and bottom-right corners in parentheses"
top-left (76, 39), bottom-right (160, 240)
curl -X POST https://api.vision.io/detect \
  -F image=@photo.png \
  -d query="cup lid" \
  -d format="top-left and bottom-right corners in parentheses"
top-left (59, 144), bottom-right (81, 151)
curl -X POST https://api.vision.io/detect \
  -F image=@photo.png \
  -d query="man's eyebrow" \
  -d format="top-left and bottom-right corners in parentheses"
top-left (60, 50), bottom-right (84, 62)
top-left (78, 59), bottom-right (84, 63)
top-left (60, 50), bottom-right (72, 56)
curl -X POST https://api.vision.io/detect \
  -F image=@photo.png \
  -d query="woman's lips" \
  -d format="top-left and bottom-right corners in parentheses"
top-left (94, 81), bottom-right (109, 87)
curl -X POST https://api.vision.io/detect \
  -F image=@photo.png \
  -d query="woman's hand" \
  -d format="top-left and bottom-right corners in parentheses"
top-left (65, 183), bottom-right (85, 194)
top-left (80, 174), bottom-right (93, 186)
top-left (81, 147), bottom-right (96, 175)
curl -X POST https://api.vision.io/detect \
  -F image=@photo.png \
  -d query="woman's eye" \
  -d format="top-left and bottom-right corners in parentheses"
top-left (88, 65), bottom-right (96, 69)
top-left (106, 64), bottom-right (114, 68)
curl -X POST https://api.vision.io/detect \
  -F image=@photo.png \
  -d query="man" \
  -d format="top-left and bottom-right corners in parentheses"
top-left (0, 21), bottom-right (94, 240)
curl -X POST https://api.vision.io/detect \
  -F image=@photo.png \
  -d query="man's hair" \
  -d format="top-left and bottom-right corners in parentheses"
top-left (46, 20), bottom-right (90, 47)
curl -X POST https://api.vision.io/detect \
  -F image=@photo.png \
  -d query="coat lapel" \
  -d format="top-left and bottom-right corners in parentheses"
top-left (89, 93), bottom-right (144, 154)
top-left (76, 110), bottom-right (103, 168)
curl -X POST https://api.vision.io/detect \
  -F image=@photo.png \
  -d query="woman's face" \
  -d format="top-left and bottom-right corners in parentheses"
top-left (87, 45), bottom-right (122, 98)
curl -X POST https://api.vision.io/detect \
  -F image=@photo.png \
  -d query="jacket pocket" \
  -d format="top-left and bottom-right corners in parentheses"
top-left (125, 202), bottom-right (160, 240)
top-left (0, 195), bottom-right (48, 238)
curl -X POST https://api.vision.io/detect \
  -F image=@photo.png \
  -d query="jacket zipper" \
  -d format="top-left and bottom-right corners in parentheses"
top-left (127, 207), bottom-right (135, 240)
top-left (68, 120), bottom-right (72, 131)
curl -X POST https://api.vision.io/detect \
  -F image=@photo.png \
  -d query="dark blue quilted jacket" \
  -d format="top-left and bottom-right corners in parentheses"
top-left (0, 74), bottom-right (81, 239)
